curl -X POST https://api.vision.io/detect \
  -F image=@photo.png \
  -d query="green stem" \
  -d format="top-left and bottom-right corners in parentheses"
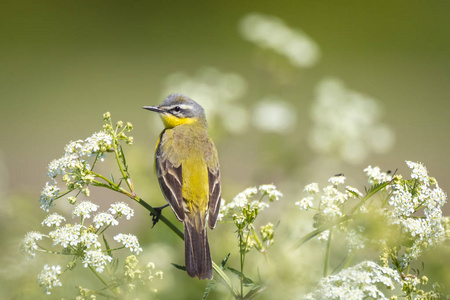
top-left (251, 226), bottom-right (264, 251)
top-left (239, 229), bottom-right (245, 297)
top-left (113, 146), bottom-right (133, 192)
top-left (343, 252), bottom-right (355, 269)
top-left (212, 262), bottom-right (238, 297)
top-left (55, 189), bottom-right (74, 200)
top-left (323, 229), bottom-right (333, 277)
top-left (91, 172), bottom-right (116, 187)
top-left (103, 246), bottom-right (125, 252)
top-left (89, 266), bottom-right (119, 297)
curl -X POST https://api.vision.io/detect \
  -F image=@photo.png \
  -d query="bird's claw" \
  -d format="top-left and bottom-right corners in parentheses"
top-left (150, 204), bottom-right (169, 228)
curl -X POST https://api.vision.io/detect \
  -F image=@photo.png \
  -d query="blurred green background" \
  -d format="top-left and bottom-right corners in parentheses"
top-left (1, 1), bottom-right (450, 299)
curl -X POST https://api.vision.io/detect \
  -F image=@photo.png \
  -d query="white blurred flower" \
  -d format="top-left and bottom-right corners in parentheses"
top-left (252, 96), bottom-right (297, 133)
top-left (216, 199), bottom-right (227, 221)
top-left (346, 227), bottom-right (367, 252)
top-left (328, 175), bottom-right (346, 186)
top-left (364, 165), bottom-right (392, 185)
top-left (229, 187), bottom-right (258, 209)
top-left (219, 185), bottom-right (281, 227)
top-left (160, 67), bottom-right (248, 134)
top-left (38, 265), bottom-right (62, 295)
top-left (20, 231), bottom-right (43, 258)
top-left (259, 184), bottom-right (283, 201)
top-left (239, 13), bottom-right (320, 68)
top-left (320, 185), bottom-right (347, 218)
top-left (317, 230), bottom-right (330, 241)
top-left (295, 196), bottom-right (314, 210)
top-left (386, 161), bottom-right (447, 264)
top-left (308, 78), bottom-right (395, 164)
top-left (304, 183), bottom-right (319, 194)
top-left (305, 261), bottom-right (401, 299)
top-left (406, 160), bottom-right (429, 184)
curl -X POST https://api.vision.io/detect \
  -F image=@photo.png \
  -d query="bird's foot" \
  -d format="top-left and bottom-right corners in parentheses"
top-left (150, 204), bottom-right (170, 228)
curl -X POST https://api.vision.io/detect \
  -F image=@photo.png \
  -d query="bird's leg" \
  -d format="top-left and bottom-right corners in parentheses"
top-left (150, 204), bottom-right (170, 228)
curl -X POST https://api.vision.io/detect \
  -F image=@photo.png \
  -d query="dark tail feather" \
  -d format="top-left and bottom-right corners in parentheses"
top-left (184, 217), bottom-right (212, 280)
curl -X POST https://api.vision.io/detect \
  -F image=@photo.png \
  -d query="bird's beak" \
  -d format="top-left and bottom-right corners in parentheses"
top-left (142, 106), bottom-right (163, 113)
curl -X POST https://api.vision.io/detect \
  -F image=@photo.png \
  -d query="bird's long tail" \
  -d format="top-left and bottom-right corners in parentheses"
top-left (184, 215), bottom-right (212, 280)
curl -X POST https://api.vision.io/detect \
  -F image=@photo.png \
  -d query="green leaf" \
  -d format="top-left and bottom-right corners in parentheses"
top-left (346, 188), bottom-right (361, 198)
top-left (365, 181), bottom-right (390, 195)
top-left (118, 145), bottom-right (130, 174)
top-left (110, 173), bottom-right (115, 183)
top-left (102, 235), bottom-right (113, 257)
top-left (245, 284), bottom-right (266, 299)
top-left (171, 263), bottom-right (186, 271)
top-left (111, 258), bottom-right (119, 273)
top-left (220, 253), bottom-right (231, 269)
top-left (273, 220), bottom-right (281, 231)
top-left (202, 279), bottom-right (216, 300)
top-left (227, 267), bottom-right (255, 286)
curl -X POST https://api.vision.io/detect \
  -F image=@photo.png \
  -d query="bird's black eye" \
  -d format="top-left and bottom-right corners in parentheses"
top-left (172, 106), bottom-right (181, 112)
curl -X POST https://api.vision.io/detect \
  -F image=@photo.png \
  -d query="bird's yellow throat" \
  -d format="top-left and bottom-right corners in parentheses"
top-left (160, 113), bottom-right (199, 129)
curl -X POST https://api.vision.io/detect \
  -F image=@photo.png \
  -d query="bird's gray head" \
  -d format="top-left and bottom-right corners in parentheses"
top-left (143, 94), bottom-right (207, 128)
top-left (159, 94), bottom-right (206, 119)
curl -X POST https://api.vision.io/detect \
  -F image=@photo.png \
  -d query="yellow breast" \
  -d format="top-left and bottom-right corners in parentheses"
top-left (160, 113), bottom-right (198, 128)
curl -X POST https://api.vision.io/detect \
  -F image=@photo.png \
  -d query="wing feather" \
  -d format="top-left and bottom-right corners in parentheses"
top-left (207, 139), bottom-right (221, 230)
top-left (155, 130), bottom-right (185, 222)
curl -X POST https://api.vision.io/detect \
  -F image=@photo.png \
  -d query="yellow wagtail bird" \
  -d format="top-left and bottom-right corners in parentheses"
top-left (143, 94), bottom-right (221, 280)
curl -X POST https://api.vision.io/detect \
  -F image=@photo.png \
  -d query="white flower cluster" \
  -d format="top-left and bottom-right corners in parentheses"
top-left (296, 176), bottom-right (362, 220)
top-left (39, 182), bottom-right (60, 212)
top-left (305, 261), bottom-right (401, 300)
top-left (40, 130), bottom-right (114, 211)
top-left (41, 213), bottom-right (66, 227)
top-left (309, 78), bottom-right (394, 164)
top-left (109, 201), bottom-right (134, 220)
top-left (114, 233), bottom-right (143, 255)
top-left (346, 226), bottom-right (368, 252)
top-left (72, 201), bottom-right (99, 219)
top-left (93, 212), bottom-right (119, 228)
top-left (38, 265), bottom-right (62, 295)
top-left (49, 223), bottom-right (83, 248)
top-left (161, 67), bottom-right (248, 134)
top-left (387, 161), bottom-right (447, 264)
top-left (259, 184), bottom-right (283, 201)
top-left (21, 201), bottom-right (139, 294)
top-left (364, 165), bottom-right (392, 185)
top-left (83, 249), bottom-right (113, 273)
top-left (218, 185), bottom-right (283, 223)
top-left (239, 13), bottom-right (320, 68)
top-left (20, 231), bottom-right (43, 258)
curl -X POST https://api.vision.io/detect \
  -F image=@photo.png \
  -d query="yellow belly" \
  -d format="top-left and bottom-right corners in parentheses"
top-left (182, 156), bottom-right (209, 214)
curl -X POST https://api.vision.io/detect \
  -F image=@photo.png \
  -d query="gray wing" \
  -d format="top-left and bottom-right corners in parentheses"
top-left (155, 130), bottom-right (185, 222)
top-left (207, 161), bottom-right (221, 229)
